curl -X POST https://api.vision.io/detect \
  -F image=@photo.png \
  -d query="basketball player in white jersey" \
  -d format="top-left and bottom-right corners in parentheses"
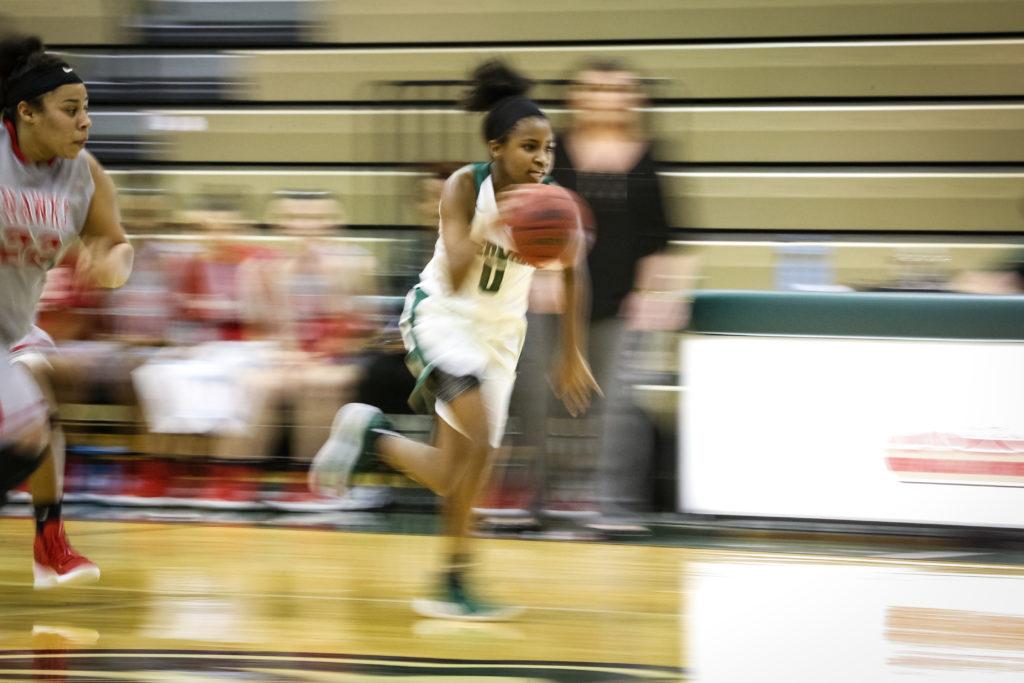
top-left (309, 61), bottom-right (599, 620)
top-left (0, 35), bottom-right (134, 588)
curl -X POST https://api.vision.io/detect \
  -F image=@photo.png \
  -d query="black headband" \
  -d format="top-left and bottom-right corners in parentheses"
top-left (3, 60), bottom-right (83, 109)
top-left (483, 96), bottom-right (545, 141)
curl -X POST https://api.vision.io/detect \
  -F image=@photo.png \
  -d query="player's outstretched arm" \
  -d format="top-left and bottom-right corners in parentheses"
top-left (553, 230), bottom-right (600, 417)
top-left (77, 153), bottom-right (133, 289)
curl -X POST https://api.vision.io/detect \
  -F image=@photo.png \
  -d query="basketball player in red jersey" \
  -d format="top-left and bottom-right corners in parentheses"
top-left (1, 35), bottom-right (134, 589)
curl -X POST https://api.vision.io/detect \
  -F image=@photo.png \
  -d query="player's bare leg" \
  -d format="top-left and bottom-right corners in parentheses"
top-left (309, 391), bottom-right (521, 620)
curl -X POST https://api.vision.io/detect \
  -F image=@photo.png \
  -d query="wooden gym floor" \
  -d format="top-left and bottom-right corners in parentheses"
top-left (1, 516), bottom-right (1024, 681)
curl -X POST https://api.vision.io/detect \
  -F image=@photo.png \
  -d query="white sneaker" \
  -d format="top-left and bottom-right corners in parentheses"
top-left (412, 573), bottom-right (524, 622)
top-left (308, 403), bottom-right (390, 497)
top-left (412, 597), bottom-right (524, 622)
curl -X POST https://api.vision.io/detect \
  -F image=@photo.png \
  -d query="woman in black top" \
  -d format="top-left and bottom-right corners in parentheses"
top-left (496, 60), bottom-right (676, 534)
top-left (552, 113), bottom-right (670, 323)
top-left (552, 61), bottom-right (672, 532)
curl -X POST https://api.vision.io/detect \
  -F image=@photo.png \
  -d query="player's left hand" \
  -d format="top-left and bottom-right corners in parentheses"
top-left (552, 347), bottom-right (601, 417)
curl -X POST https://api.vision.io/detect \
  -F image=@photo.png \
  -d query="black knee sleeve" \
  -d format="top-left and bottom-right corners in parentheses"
top-left (429, 368), bottom-right (481, 403)
top-left (0, 443), bottom-right (47, 499)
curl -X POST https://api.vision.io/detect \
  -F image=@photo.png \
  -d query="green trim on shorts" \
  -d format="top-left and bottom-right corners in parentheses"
top-left (403, 286), bottom-right (438, 415)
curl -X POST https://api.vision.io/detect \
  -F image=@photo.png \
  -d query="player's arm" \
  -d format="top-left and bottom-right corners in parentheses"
top-left (438, 166), bottom-right (479, 292)
top-left (554, 227), bottom-right (600, 417)
top-left (78, 153), bottom-right (134, 289)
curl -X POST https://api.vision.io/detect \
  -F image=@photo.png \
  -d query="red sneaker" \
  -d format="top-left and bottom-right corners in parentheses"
top-left (33, 520), bottom-right (100, 590)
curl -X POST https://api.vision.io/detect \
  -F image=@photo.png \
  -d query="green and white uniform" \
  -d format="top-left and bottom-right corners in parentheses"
top-left (400, 162), bottom-right (548, 448)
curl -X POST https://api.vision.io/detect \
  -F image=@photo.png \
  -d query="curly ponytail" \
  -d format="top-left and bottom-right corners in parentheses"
top-left (462, 60), bottom-right (545, 143)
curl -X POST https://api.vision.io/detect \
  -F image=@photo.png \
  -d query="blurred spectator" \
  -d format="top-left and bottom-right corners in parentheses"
top-left (167, 190), bottom-right (265, 343)
top-left (500, 60), bottom-right (690, 535)
top-left (176, 240), bottom-right (269, 343)
top-left (180, 189), bottom-right (253, 234)
top-left (238, 191), bottom-right (379, 465)
top-left (117, 187), bottom-right (176, 234)
top-left (247, 189), bottom-right (376, 355)
top-left (263, 189), bottom-right (345, 237)
top-left (129, 188), bottom-right (375, 490)
top-left (104, 241), bottom-right (176, 344)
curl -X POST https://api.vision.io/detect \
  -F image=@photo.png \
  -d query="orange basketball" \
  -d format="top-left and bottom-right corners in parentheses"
top-left (501, 184), bottom-right (582, 267)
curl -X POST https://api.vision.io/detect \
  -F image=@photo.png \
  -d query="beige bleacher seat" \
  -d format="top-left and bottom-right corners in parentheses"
top-left (9, 0), bottom-right (1024, 47)
top-left (126, 104), bottom-right (1024, 165)
top-left (106, 102), bottom-right (1024, 235)
top-left (310, 0), bottom-right (1024, 43)
top-left (233, 39), bottom-right (1024, 103)
top-left (662, 170), bottom-right (1024, 232)
top-left (108, 167), bottom-right (1024, 234)
top-left (2, 0), bottom-right (136, 45)
top-left (57, 39), bottom-right (1024, 103)
top-left (652, 104), bottom-right (1024, 163)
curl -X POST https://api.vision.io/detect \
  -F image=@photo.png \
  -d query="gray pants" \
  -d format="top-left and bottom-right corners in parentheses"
top-left (509, 313), bottom-right (653, 517)
top-left (589, 317), bottom-right (654, 517)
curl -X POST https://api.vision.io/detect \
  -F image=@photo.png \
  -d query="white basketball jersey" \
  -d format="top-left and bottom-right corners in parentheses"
top-left (417, 164), bottom-right (535, 324)
top-left (0, 121), bottom-right (95, 346)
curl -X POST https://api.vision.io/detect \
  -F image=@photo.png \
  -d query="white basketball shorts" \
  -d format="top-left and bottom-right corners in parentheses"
top-left (0, 327), bottom-right (54, 446)
top-left (400, 286), bottom-right (526, 449)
